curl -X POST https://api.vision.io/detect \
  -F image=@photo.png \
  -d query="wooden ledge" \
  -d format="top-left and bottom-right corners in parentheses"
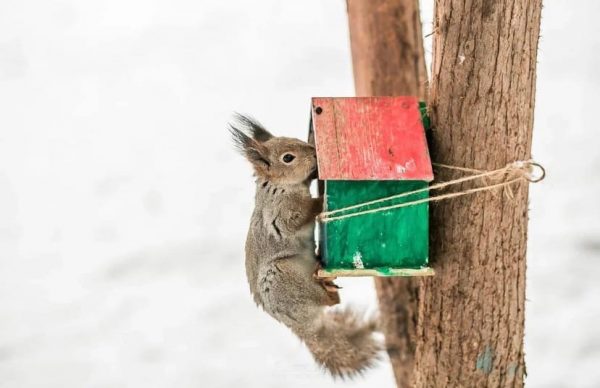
top-left (316, 267), bottom-right (435, 278)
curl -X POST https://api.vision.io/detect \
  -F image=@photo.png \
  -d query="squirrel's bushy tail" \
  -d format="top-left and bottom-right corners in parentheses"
top-left (298, 307), bottom-right (382, 378)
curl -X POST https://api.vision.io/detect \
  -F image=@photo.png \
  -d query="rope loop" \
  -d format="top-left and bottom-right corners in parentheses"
top-left (317, 160), bottom-right (545, 223)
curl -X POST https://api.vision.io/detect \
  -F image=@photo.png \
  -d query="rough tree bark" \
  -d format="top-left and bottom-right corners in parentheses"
top-left (414, 1), bottom-right (542, 387)
top-left (347, 0), bottom-right (542, 387)
top-left (346, 1), bottom-right (427, 386)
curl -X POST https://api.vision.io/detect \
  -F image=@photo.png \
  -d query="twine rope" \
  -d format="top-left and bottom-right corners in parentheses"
top-left (317, 160), bottom-right (545, 223)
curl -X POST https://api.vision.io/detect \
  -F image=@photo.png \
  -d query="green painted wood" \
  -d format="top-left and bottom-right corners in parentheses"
top-left (419, 101), bottom-right (430, 130)
top-left (320, 180), bottom-right (429, 270)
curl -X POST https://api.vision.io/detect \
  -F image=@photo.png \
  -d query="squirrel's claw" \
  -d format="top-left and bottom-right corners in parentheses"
top-left (323, 281), bottom-right (341, 293)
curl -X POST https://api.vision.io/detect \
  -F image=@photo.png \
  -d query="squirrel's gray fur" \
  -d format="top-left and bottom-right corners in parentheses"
top-left (230, 113), bottom-right (381, 377)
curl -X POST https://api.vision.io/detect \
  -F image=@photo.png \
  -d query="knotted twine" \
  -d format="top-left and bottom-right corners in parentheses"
top-left (317, 160), bottom-right (545, 223)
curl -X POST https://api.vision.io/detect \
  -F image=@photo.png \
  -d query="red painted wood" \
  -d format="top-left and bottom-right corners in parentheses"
top-left (311, 97), bottom-right (433, 181)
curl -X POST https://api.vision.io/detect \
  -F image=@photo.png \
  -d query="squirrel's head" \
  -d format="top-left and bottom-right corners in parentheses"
top-left (230, 114), bottom-right (317, 185)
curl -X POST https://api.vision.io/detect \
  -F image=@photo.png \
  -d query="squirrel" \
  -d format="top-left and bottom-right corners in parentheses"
top-left (229, 113), bottom-right (381, 377)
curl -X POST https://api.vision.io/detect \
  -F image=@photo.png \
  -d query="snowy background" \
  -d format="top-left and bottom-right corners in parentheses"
top-left (0, 0), bottom-right (599, 387)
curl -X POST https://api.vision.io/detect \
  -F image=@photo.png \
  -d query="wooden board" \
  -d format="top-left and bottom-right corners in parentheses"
top-left (320, 180), bottom-right (429, 271)
top-left (317, 267), bottom-right (434, 278)
top-left (311, 97), bottom-right (433, 181)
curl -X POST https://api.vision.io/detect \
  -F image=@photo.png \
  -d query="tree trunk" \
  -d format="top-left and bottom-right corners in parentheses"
top-left (346, 1), bottom-right (427, 386)
top-left (347, 0), bottom-right (542, 386)
top-left (414, 1), bottom-right (542, 387)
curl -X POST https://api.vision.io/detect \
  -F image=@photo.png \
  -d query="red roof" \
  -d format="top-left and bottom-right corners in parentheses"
top-left (311, 97), bottom-right (433, 181)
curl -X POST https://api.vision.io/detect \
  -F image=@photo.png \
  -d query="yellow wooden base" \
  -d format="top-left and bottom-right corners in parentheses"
top-left (316, 267), bottom-right (435, 278)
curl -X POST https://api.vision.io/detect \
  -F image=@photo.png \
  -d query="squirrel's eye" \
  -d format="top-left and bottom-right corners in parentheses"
top-left (282, 153), bottom-right (296, 163)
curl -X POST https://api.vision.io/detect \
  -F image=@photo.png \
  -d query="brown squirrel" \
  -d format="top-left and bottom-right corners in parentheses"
top-left (230, 114), bottom-right (381, 377)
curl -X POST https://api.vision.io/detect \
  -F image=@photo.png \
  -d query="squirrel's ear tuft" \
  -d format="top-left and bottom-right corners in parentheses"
top-left (229, 123), bottom-right (252, 153)
top-left (232, 113), bottom-right (274, 142)
top-left (229, 122), bottom-right (271, 171)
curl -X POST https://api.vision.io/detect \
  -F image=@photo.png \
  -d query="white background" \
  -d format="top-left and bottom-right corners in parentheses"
top-left (0, 1), bottom-right (599, 387)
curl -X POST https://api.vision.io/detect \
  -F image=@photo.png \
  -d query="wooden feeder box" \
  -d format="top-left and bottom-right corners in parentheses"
top-left (309, 96), bottom-right (435, 277)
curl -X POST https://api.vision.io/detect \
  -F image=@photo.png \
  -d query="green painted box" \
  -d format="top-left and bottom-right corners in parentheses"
top-left (310, 97), bottom-right (434, 277)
